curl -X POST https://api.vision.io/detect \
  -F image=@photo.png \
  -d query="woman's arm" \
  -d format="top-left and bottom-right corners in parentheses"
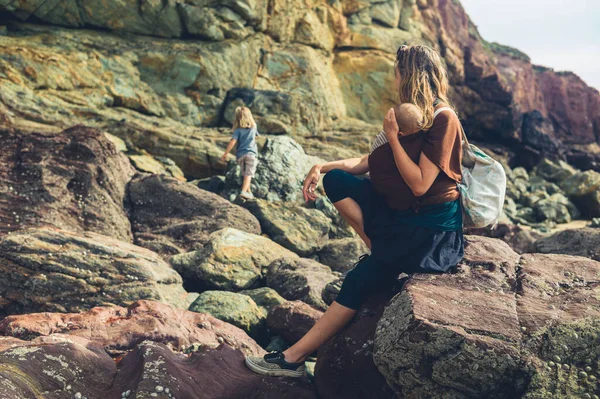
top-left (383, 108), bottom-right (441, 197)
top-left (318, 155), bottom-right (369, 175)
top-left (302, 155), bottom-right (369, 202)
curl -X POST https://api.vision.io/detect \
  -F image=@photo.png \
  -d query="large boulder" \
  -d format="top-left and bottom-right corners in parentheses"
top-left (0, 126), bottom-right (135, 241)
top-left (372, 236), bottom-right (600, 398)
top-left (0, 228), bottom-right (188, 316)
top-left (0, 0), bottom-right (268, 39)
top-left (170, 228), bottom-right (297, 291)
top-left (188, 291), bottom-right (267, 343)
top-left (129, 174), bottom-right (261, 256)
top-left (223, 136), bottom-right (323, 202)
top-left (244, 199), bottom-right (330, 256)
top-left (318, 238), bottom-right (369, 272)
top-left (534, 228), bottom-right (600, 261)
top-left (560, 170), bottom-right (600, 217)
top-left (533, 158), bottom-right (578, 183)
top-left (266, 258), bottom-right (338, 311)
top-left (266, 301), bottom-right (323, 344)
top-left (0, 301), bottom-right (317, 399)
top-left (0, 300), bottom-right (262, 355)
top-left (239, 287), bottom-right (287, 314)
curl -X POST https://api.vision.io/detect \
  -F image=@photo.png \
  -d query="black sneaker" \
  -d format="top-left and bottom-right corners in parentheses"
top-left (245, 351), bottom-right (305, 378)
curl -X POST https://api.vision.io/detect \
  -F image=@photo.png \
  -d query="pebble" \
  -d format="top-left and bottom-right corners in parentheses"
top-left (582, 394), bottom-right (591, 399)
top-left (156, 386), bottom-right (164, 392)
top-left (586, 366), bottom-right (592, 372)
top-left (217, 337), bottom-right (224, 344)
top-left (521, 326), bottom-right (526, 332)
top-left (593, 395), bottom-right (599, 399)
top-left (553, 355), bottom-right (561, 363)
top-left (562, 364), bottom-right (570, 370)
top-left (579, 371), bottom-right (588, 378)
top-left (589, 375), bottom-right (597, 381)
top-left (75, 394), bottom-right (82, 399)
top-left (548, 361), bottom-right (555, 367)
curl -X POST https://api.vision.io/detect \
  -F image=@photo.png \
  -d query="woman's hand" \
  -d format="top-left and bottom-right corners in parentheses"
top-left (383, 108), bottom-right (401, 143)
top-left (302, 165), bottom-right (322, 202)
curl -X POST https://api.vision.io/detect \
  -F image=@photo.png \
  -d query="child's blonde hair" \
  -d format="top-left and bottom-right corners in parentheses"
top-left (233, 106), bottom-right (256, 129)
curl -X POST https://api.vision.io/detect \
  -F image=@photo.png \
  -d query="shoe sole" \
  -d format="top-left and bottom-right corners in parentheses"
top-left (245, 357), bottom-right (305, 378)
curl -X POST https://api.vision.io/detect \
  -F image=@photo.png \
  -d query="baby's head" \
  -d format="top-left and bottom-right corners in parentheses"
top-left (394, 103), bottom-right (423, 136)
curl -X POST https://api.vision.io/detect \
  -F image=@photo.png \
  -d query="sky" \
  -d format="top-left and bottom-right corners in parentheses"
top-left (461, 0), bottom-right (600, 90)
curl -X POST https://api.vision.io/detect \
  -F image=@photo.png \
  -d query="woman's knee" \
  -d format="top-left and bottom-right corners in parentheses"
top-left (335, 258), bottom-right (380, 309)
top-left (323, 169), bottom-right (350, 202)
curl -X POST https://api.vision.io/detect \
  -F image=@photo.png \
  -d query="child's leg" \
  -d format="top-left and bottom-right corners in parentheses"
top-left (241, 176), bottom-right (252, 192)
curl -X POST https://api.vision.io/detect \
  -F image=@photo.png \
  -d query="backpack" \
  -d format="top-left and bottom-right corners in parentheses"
top-left (433, 107), bottom-right (507, 228)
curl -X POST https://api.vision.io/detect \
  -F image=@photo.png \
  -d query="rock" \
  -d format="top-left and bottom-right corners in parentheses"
top-left (266, 301), bottom-right (323, 344)
top-left (196, 175), bottom-right (226, 194)
top-left (315, 292), bottom-right (397, 399)
top-left (314, 195), bottom-right (356, 239)
top-left (516, 253), bottom-right (600, 334)
top-left (0, 0), bottom-right (599, 182)
top-left (465, 223), bottom-right (546, 254)
top-left (0, 306), bottom-right (317, 398)
top-left (318, 238), bottom-right (369, 272)
top-left (371, 235), bottom-right (600, 398)
top-left (513, 167), bottom-right (530, 181)
top-left (223, 136), bottom-right (323, 202)
top-left (239, 287), bottom-right (287, 314)
top-left (170, 228), bottom-right (297, 291)
top-left (244, 199), bottom-right (330, 256)
top-left (322, 278), bottom-right (343, 306)
top-left (534, 228), bottom-right (600, 261)
top-left (534, 193), bottom-right (575, 224)
top-left (0, 339), bottom-right (116, 398)
top-left (560, 170), bottom-right (600, 216)
top-left (223, 88), bottom-right (300, 135)
top-left (533, 158), bottom-right (577, 183)
top-left (189, 291), bottom-right (267, 343)
top-left (128, 153), bottom-right (185, 181)
top-left (129, 174), bottom-right (261, 255)
top-left (266, 258), bottom-right (338, 311)
top-left (0, 300), bottom-right (262, 355)
top-left (0, 0), bottom-right (268, 39)
top-left (0, 126), bottom-right (134, 241)
top-left (0, 228), bottom-right (188, 316)
top-left (334, 50), bottom-right (397, 123)
top-left (109, 343), bottom-right (317, 399)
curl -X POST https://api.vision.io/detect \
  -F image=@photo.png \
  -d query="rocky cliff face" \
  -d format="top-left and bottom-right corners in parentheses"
top-left (0, 0), bottom-right (598, 176)
top-left (0, 2), bottom-right (599, 399)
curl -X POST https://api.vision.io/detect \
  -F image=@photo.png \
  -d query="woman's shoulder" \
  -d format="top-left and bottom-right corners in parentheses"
top-left (431, 105), bottom-right (460, 129)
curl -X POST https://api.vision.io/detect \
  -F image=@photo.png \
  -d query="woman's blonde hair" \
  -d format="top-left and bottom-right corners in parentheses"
top-left (395, 45), bottom-right (453, 130)
top-left (233, 106), bottom-right (256, 129)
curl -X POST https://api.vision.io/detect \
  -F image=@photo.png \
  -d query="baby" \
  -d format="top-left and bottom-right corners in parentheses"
top-left (371, 103), bottom-right (423, 153)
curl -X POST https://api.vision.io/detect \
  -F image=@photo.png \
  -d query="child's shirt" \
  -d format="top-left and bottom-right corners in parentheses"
top-left (232, 127), bottom-right (259, 158)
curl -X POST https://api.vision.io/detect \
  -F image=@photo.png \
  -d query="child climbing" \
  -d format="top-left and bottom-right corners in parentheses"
top-left (221, 106), bottom-right (260, 200)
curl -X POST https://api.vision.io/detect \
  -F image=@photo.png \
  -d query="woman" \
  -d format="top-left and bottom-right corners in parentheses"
top-left (245, 45), bottom-right (464, 377)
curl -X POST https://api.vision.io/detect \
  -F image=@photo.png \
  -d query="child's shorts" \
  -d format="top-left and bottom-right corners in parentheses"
top-left (237, 154), bottom-right (258, 177)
